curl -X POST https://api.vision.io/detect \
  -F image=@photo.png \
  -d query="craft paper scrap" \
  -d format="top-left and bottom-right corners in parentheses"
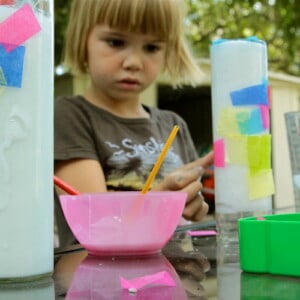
top-left (0, 4), bottom-right (41, 52)
top-left (248, 169), bottom-right (275, 200)
top-left (120, 271), bottom-right (176, 290)
top-left (217, 108), bottom-right (240, 137)
top-left (226, 135), bottom-right (248, 165)
top-left (230, 83), bottom-right (268, 106)
top-left (267, 85), bottom-right (272, 105)
top-left (0, 44), bottom-right (25, 87)
top-left (0, 0), bottom-right (15, 5)
top-left (259, 105), bottom-right (270, 129)
top-left (247, 134), bottom-right (271, 173)
top-left (236, 106), bottom-right (264, 135)
top-left (214, 139), bottom-right (225, 168)
top-left (187, 230), bottom-right (217, 237)
top-left (0, 66), bottom-right (7, 85)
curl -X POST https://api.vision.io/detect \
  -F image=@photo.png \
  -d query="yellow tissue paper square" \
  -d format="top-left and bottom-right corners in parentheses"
top-left (217, 108), bottom-right (240, 137)
top-left (248, 169), bottom-right (275, 200)
top-left (247, 134), bottom-right (271, 173)
top-left (226, 135), bottom-right (248, 165)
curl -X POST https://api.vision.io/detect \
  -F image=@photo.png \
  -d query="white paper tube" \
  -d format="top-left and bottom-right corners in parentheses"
top-left (210, 38), bottom-right (273, 216)
top-left (0, 2), bottom-right (53, 280)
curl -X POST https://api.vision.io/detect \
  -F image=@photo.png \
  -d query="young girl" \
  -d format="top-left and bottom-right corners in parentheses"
top-left (54, 0), bottom-right (213, 248)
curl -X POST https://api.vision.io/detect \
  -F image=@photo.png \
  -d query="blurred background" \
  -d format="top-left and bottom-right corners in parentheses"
top-left (54, 0), bottom-right (300, 213)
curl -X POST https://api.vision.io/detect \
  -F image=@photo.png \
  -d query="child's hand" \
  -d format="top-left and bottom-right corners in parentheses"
top-left (153, 151), bottom-right (213, 221)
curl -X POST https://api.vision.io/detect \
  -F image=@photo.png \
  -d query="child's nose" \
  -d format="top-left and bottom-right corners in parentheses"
top-left (122, 49), bottom-right (143, 71)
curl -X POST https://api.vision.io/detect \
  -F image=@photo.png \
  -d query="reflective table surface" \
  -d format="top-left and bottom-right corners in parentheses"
top-left (52, 221), bottom-right (218, 299)
top-left (1, 215), bottom-right (300, 300)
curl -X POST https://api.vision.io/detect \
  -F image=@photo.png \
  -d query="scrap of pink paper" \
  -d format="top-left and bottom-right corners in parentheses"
top-left (0, 0), bottom-right (15, 4)
top-left (267, 85), bottom-right (272, 105)
top-left (214, 139), bottom-right (225, 167)
top-left (259, 105), bottom-right (270, 129)
top-left (187, 230), bottom-right (217, 237)
top-left (0, 4), bottom-right (41, 52)
top-left (120, 271), bottom-right (176, 290)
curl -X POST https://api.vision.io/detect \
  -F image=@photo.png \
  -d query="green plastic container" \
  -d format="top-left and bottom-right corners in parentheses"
top-left (241, 272), bottom-right (300, 299)
top-left (239, 213), bottom-right (300, 277)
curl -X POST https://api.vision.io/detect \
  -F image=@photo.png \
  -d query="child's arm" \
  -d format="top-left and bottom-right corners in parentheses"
top-left (55, 158), bottom-right (107, 194)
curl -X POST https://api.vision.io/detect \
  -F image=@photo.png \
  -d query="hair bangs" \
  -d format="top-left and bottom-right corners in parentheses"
top-left (65, 0), bottom-right (203, 86)
top-left (97, 0), bottom-right (180, 43)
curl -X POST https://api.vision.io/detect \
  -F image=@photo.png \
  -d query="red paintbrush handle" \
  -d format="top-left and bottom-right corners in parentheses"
top-left (54, 176), bottom-right (80, 195)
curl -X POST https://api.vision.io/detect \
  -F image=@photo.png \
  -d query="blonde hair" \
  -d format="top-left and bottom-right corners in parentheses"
top-left (64, 0), bottom-right (203, 86)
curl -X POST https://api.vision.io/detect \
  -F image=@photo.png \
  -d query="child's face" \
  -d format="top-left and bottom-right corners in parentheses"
top-left (86, 25), bottom-right (166, 101)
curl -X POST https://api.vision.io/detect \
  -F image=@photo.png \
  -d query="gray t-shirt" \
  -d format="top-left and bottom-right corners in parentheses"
top-left (54, 95), bottom-right (198, 247)
top-left (55, 95), bottom-right (198, 188)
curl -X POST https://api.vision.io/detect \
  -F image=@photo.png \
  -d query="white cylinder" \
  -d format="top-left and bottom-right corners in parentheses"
top-left (210, 38), bottom-right (273, 237)
top-left (0, 1), bottom-right (53, 280)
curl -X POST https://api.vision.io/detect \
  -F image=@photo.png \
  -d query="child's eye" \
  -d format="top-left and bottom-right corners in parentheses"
top-left (144, 43), bottom-right (161, 53)
top-left (105, 38), bottom-right (125, 48)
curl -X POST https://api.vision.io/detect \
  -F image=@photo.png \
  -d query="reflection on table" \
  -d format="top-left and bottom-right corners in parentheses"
top-left (0, 277), bottom-right (54, 300)
top-left (2, 215), bottom-right (300, 299)
top-left (54, 228), bottom-right (213, 299)
top-left (65, 254), bottom-right (187, 299)
top-left (241, 272), bottom-right (300, 299)
top-left (48, 213), bottom-right (300, 300)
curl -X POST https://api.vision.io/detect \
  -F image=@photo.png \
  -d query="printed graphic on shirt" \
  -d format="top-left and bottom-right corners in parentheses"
top-left (105, 136), bottom-right (183, 191)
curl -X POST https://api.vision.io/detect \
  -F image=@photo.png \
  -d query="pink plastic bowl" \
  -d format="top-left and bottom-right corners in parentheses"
top-left (59, 191), bottom-right (187, 256)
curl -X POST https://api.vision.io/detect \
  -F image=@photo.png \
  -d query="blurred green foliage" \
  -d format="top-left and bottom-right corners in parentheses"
top-left (55, 0), bottom-right (300, 77)
top-left (185, 0), bottom-right (300, 76)
top-left (54, 0), bottom-right (72, 66)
